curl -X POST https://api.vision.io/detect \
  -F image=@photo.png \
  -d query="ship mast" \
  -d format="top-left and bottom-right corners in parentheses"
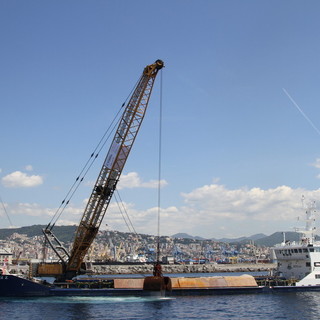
top-left (297, 196), bottom-right (317, 245)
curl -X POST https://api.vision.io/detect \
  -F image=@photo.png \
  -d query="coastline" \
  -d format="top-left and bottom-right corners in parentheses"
top-left (91, 263), bottom-right (276, 275)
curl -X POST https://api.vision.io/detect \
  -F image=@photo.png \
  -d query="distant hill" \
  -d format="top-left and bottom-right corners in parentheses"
top-left (248, 233), bottom-right (268, 241)
top-left (171, 233), bottom-right (267, 243)
top-left (217, 233), bottom-right (267, 243)
top-left (1, 226), bottom-right (317, 248)
top-left (254, 232), bottom-right (299, 247)
top-left (0, 225), bottom-right (77, 243)
top-left (214, 236), bottom-right (246, 243)
top-left (171, 232), bottom-right (304, 247)
top-left (171, 233), bottom-right (206, 240)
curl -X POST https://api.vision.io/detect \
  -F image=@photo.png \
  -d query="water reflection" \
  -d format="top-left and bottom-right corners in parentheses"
top-left (1, 292), bottom-right (320, 320)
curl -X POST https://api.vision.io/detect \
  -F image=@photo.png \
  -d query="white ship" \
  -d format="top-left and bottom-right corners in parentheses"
top-left (272, 198), bottom-right (320, 287)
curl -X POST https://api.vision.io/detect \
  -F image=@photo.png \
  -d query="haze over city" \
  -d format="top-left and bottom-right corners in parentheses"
top-left (1, 1), bottom-right (320, 239)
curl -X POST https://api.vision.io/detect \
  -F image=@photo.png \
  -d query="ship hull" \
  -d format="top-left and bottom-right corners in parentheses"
top-left (0, 275), bottom-right (50, 297)
top-left (3, 275), bottom-right (320, 297)
top-left (0, 275), bottom-right (164, 297)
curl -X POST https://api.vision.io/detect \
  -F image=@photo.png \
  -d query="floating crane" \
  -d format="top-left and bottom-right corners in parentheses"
top-left (40, 60), bottom-right (164, 280)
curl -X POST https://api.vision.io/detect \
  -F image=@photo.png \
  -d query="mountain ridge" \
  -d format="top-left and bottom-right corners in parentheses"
top-left (0, 225), bottom-right (314, 247)
top-left (171, 232), bottom-right (267, 243)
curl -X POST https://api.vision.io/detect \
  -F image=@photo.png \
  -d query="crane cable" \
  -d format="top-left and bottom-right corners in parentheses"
top-left (108, 68), bottom-right (164, 266)
top-left (156, 68), bottom-right (163, 263)
top-left (0, 194), bottom-right (13, 227)
top-left (47, 78), bottom-right (142, 230)
top-left (47, 112), bottom-right (122, 229)
top-left (114, 190), bottom-right (137, 234)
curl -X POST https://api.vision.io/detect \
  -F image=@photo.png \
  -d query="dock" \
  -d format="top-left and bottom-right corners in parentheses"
top-left (91, 263), bottom-right (276, 275)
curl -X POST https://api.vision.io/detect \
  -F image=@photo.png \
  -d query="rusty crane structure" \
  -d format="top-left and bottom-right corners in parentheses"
top-left (40, 60), bottom-right (164, 280)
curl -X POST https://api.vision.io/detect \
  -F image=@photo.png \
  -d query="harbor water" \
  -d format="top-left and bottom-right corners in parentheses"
top-left (1, 292), bottom-right (320, 320)
top-left (0, 272), bottom-right (318, 320)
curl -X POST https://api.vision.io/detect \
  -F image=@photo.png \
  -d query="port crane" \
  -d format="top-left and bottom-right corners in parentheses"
top-left (41, 60), bottom-right (164, 280)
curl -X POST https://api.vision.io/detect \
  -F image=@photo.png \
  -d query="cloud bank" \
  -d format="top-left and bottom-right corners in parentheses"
top-left (2, 171), bottom-right (43, 188)
top-left (2, 177), bottom-right (320, 239)
top-left (117, 172), bottom-right (167, 189)
top-left (105, 183), bottom-right (320, 238)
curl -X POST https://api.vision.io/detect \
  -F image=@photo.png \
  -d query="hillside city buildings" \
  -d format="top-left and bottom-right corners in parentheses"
top-left (0, 229), bottom-right (271, 273)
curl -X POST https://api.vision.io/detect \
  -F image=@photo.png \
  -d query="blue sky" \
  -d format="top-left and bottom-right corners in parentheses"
top-left (1, 0), bottom-right (320, 239)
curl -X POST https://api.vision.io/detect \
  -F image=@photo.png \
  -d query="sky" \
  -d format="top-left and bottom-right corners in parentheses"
top-left (1, 0), bottom-right (320, 239)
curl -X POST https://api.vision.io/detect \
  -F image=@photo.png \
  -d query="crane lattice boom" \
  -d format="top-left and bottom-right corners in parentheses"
top-left (65, 60), bottom-right (164, 274)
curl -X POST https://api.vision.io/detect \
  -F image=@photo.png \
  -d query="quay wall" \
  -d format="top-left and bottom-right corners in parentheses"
top-left (91, 263), bottom-right (276, 275)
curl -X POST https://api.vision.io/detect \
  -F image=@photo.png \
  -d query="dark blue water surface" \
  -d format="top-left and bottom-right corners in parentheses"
top-left (0, 273), bottom-right (319, 320)
top-left (1, 292), bottom-right (320, 320)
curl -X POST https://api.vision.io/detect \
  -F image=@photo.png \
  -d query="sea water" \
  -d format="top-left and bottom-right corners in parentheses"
top-left (1, 292), bottom-right (320, 320)
top-left (1, 272), bottom-right (320, 320)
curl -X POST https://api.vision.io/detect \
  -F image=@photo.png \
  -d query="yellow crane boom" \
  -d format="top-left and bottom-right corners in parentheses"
top-left (42, 60), bottom-right (164, 279)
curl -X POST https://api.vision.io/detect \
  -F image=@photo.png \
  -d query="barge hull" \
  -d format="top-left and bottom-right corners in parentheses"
top-left (0, 275), bottom-right (50, 297)
top-left (3, 275), bottom-right (320, 297)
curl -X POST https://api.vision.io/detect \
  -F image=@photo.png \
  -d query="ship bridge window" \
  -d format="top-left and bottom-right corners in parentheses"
top-left (299, 249), bottom-right (302, 253)
top-left (314, 262), bottom-right (320, 267)
top-left (309, 248), bottom-right (315, 252)
top-left (303, 249), bottom-right (308, 253)
top-left (294, 249), bottom-right (298, 253)
top-left (306, 262), bottom-right (311, 267)
top-left (315, 274), bottom-right (320, 279)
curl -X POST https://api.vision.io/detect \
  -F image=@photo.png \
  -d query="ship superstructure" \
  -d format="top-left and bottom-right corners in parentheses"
top-left (272, 198), bottom-right (320, 286)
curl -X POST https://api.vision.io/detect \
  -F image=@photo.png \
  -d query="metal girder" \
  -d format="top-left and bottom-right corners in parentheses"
top-left (66, 60), bottom-right (164, 273)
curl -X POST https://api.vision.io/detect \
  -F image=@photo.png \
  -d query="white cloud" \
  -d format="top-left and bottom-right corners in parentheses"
top-left (10, 202), bottom-right (55, 217)
top-left (25, 165), bottom-right (33, 171)
top-left (103, 201), bottom-right (180, 236)
top-left (63, 205), bottom-right (85, 217)
top-left (5, 178), bottom-right (320, 239)
top-left (50, 183), bottom-right (320, 239)
top-left (3, 201), bottom-right (84, 226)
top-left (117, 172), bottom-right (168, 190)
top-left (2, 171), bottom-right (43, 188)
top-left (176, 183), bottom-right (320, 238)
top-left (181, 183), bottom-right (307, 221)
top-left (55, 220), bottom-right (78, 226)
top-left (312, 158), bottom-right (320, 169)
